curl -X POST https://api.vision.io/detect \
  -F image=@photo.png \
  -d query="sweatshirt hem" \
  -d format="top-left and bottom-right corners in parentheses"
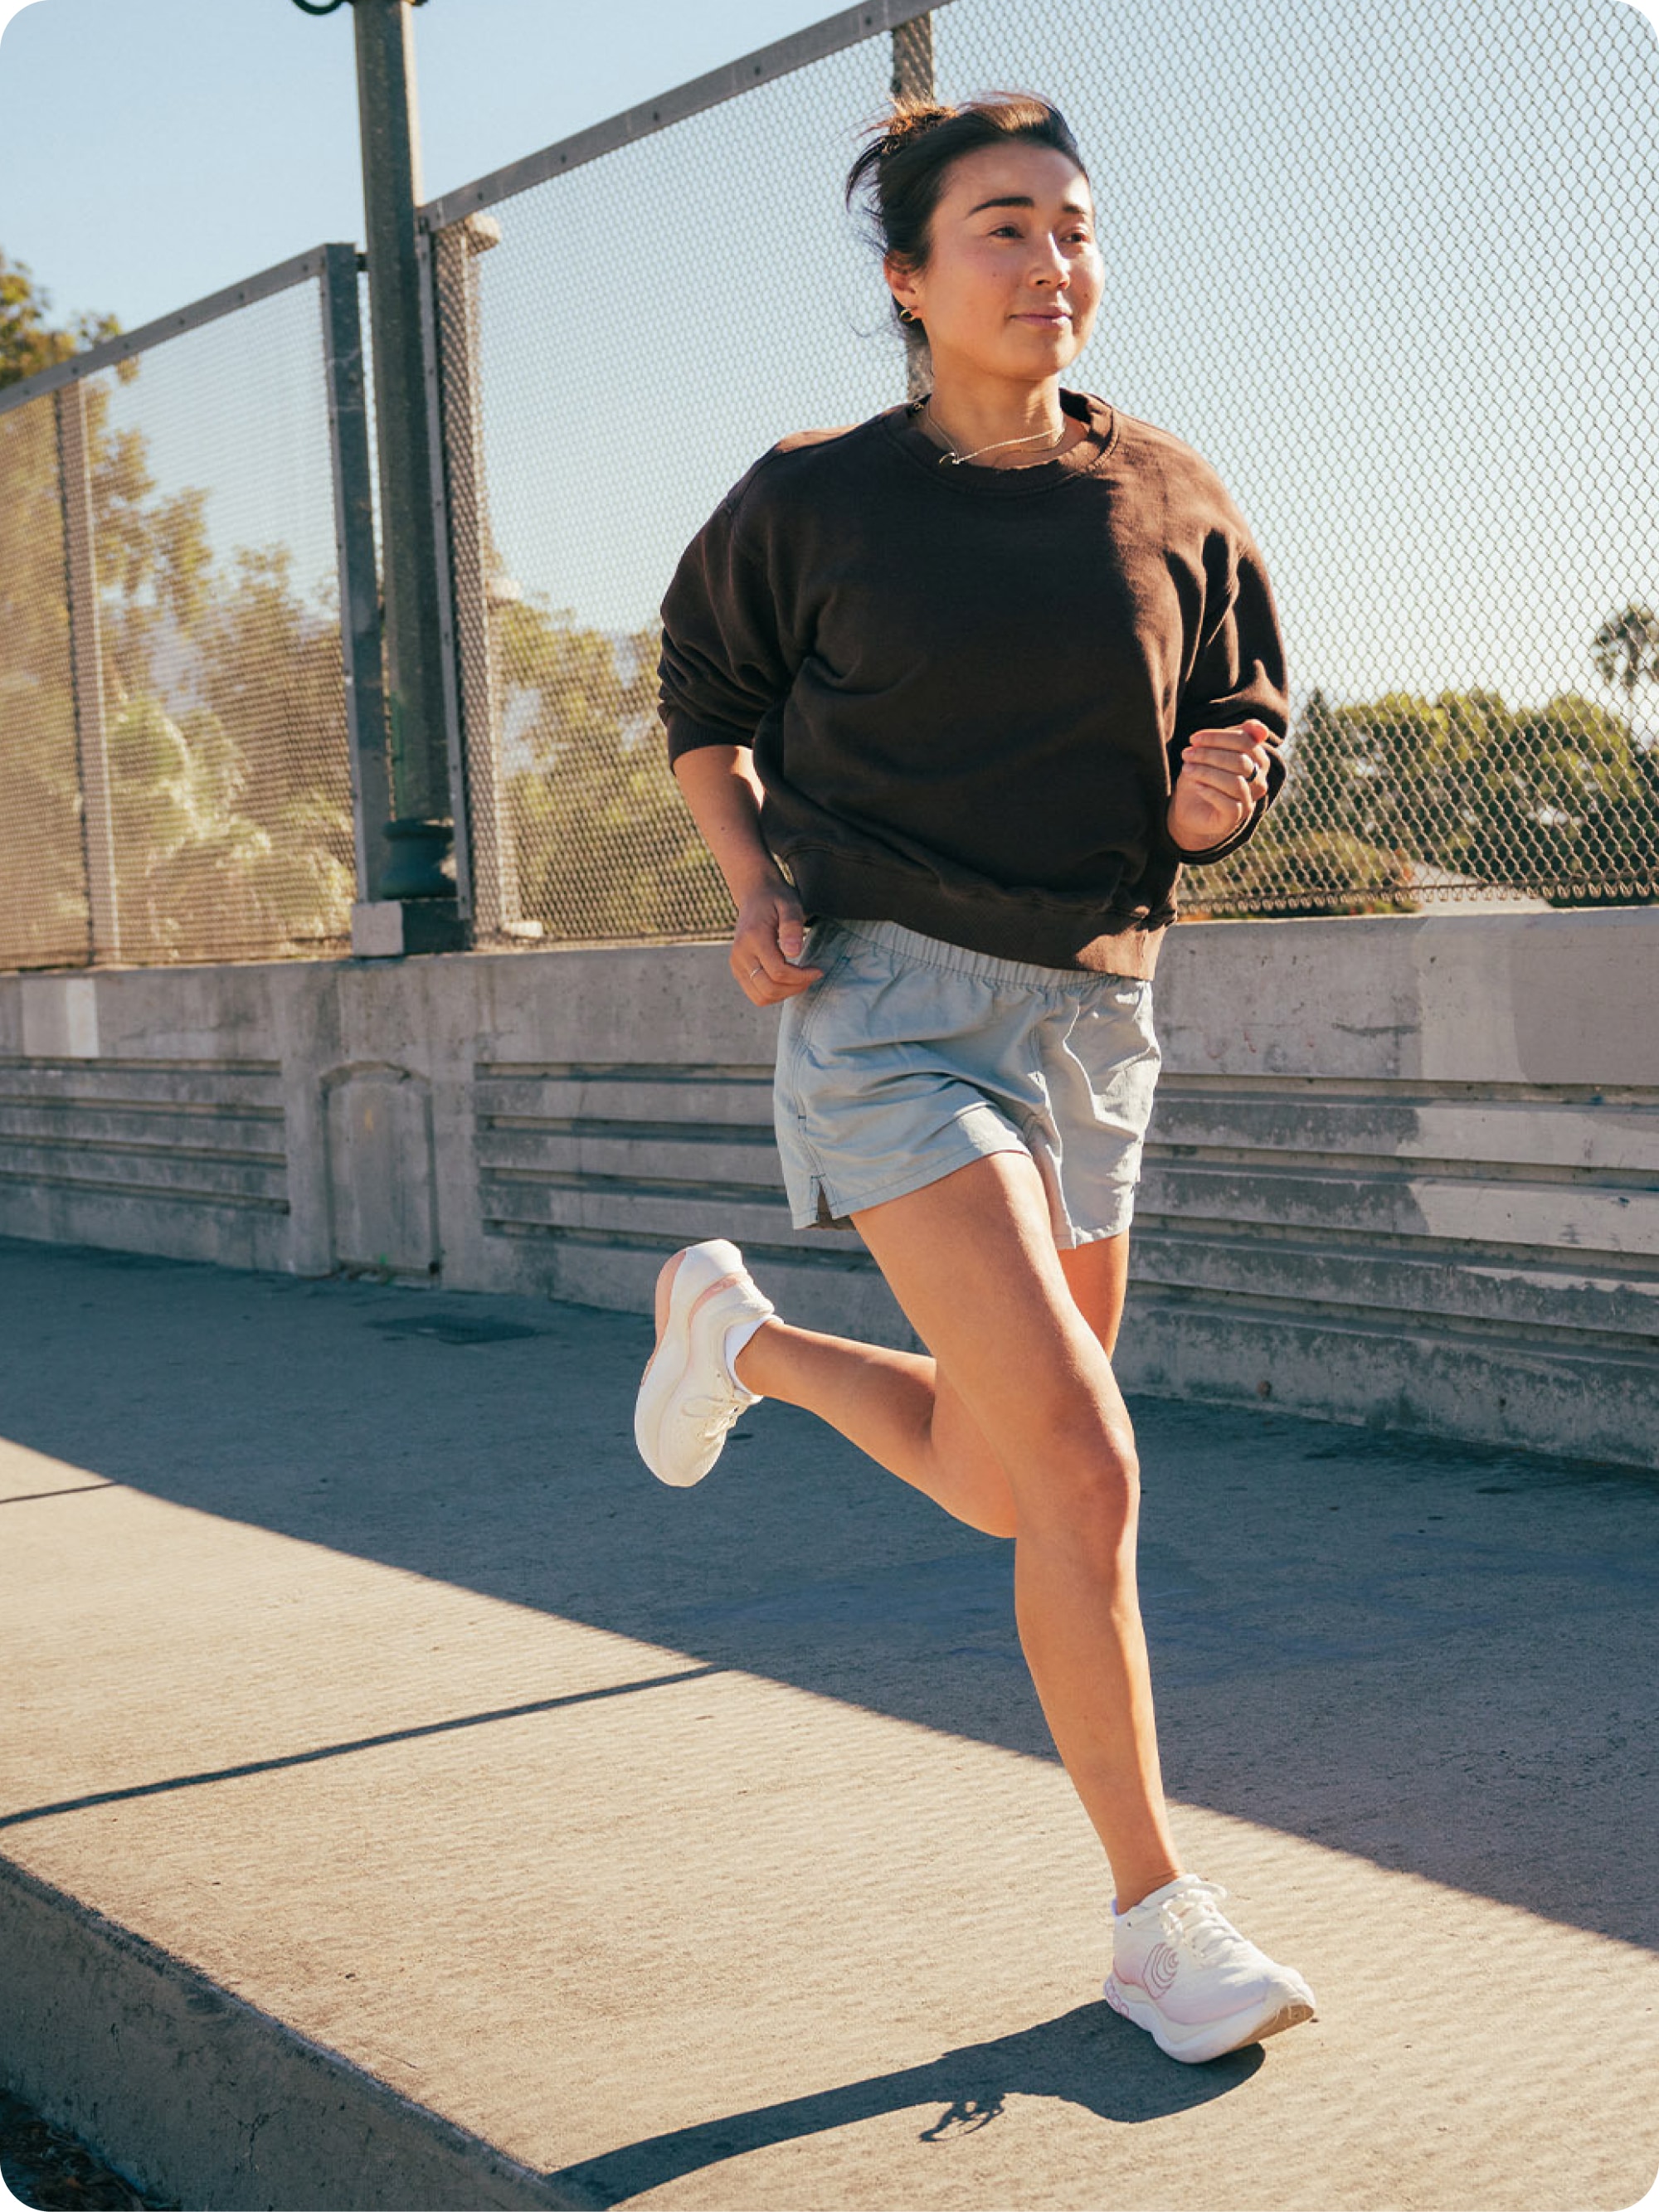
top-left (785, 848), bottom-right (1171, 977)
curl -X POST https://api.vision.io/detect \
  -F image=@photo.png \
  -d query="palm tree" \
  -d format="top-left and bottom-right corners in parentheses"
top-left (1591, 603), bottom-right (1659, 742)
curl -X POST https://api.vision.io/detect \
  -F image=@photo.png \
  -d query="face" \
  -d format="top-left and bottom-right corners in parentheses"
top-left (885, 140), bottom-right (1103, 382)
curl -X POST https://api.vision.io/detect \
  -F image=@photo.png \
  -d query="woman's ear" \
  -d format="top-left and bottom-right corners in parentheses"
top-left (883, 255), bottom-right (922, 324)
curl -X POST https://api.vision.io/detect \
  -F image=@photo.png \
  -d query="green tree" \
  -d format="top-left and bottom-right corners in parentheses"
top-left (0, 249), bottom-right (354, 965)
top-left (497, 594), bottom-right (727, 941)
top-left (103, 545), bottom-right (355, 959)
top-left (0, 250), bottom-right (127, 965)
top-left (0, 247), bottom-right (121, 386)
top-left (1592, 603), bottom-right (1659, 740)
top-left (1190, 679), bottom-right (1659, 916)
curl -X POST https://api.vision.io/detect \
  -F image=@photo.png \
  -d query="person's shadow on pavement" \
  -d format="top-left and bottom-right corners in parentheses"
top-left (547, 2000), bottom-right (1261, 2204)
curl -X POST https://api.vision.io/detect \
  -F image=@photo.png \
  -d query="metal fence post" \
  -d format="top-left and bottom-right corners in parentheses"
top-left (319, 243), bottom-right (394, 912)
top-left (891, 13), bottom-right (935, 403)
top-left (415, 221), bottom-right (476, 927)
top-left (54, 379), bottom-right (119, 965)
top-left (431, 212), bottom-right (520, 940)
top-left (352, 0), bottom-right (464, 931)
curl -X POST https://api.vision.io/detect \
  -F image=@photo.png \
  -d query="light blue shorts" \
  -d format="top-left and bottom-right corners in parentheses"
top-left (772, 915), bottom-right (1162, 1245)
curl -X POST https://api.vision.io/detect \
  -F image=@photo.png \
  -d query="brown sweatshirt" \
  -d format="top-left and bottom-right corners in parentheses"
top-left (657, 385), bottom-right (1288, 976)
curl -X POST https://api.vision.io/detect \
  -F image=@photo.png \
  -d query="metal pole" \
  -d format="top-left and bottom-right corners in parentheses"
top-left (55, 381), bottom-right (119, 964)
top-left (415, 221), bottom-right (476, 924)
top-left (352, 0), bottom-right (457, 905)
top-left (319, 242), bottom-right (394, 908)
top-left (432, 212), bottom-right (522, 939)
top-left (891, 15), bottom-right (935, 403)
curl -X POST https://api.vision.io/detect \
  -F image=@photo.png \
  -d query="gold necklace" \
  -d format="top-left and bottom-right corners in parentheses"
top-left (921, 396), bottom-right (1069, 468)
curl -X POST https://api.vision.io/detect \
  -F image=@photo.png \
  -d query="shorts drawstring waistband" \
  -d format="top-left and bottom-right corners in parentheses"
top-left (810, 914), bottom-right (1151, 995)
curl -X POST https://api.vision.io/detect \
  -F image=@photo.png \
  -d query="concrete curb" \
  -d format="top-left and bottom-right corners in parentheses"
top-left (0, 1855), bottom-right (601, 2211)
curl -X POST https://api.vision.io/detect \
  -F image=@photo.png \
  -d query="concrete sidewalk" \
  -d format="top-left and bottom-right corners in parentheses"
top-left (2, 1232), bottom-right (1656, 2211)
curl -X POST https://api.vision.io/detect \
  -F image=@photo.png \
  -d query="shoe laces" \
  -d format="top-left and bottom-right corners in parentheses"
top-left (682, 1381), bottom-right (747, 1440)
top-left (1155, 1880), bottom-right (1249, 1966)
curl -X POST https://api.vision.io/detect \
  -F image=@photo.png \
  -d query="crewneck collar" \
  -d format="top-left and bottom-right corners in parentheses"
top-left (881, 385), bottom-right (1117, 496)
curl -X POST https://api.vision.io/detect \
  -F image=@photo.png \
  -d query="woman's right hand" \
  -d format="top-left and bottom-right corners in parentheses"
top-left (732, 881), bottom-right (825, 1005)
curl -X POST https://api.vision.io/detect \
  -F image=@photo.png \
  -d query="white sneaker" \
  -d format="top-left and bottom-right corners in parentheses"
top-left (1102, 1874), bottom-right (1317, 2064)
top-left (634, 1238), bottom-right (776, 1488)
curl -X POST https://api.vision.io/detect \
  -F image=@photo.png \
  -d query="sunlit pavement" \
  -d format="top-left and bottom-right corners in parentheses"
top-left (3, 1233), bottom-right (1657, 2210)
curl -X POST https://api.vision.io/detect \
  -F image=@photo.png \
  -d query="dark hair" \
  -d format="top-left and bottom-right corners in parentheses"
top-left (844, 90), bottom-right (1090, 343)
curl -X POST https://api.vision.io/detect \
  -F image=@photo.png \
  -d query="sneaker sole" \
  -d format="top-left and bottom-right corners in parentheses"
top-left (634, 1239), bottom-right (753, 1487)
top-left (1102, 1972), bottom-right (1316, 2064)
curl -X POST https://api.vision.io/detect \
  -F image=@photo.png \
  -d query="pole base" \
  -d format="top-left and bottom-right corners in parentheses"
top-left (351, 901), bottom-right (469, 958)
top-left (378, 817), bottom-right (455, 900)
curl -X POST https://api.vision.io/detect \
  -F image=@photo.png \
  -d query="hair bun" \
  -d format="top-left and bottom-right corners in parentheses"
top-left (873, 98), bottom-right (956, 161)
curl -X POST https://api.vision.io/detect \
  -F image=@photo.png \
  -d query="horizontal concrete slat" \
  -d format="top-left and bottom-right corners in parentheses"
top-left (0, 1189), bottom-right (291, 1276)
top-left (476, 1126), bottom-right (783, 1189)
top-left (1116, 1289), bottom-right (1659, 1467)
top-left (475, 1072), bottom-right (774, 1127)
top-left (480, 1177), bottom-right (802, 1247)
top-left (450, 1230), bottom-right (911, 1350)
top-left (0, 1104), bottom-right (285, 1149)
top-left (0, 1060), bottom-right (284, 1107)
top-left (0, 1141), bottom-right (289, 1203)
top-left (1129, 1223), bottom-right (1659, 1346)
top-left (1148, 1092), bottom-right (1659, 1174)
top-left (1137, 1159), bottom-right (1659, 1258)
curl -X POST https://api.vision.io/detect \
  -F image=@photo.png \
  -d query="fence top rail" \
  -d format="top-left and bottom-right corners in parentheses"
top-left (418, 0), bottom-right (938, 233)
top-left (0, 242), bottom-right (358, 421)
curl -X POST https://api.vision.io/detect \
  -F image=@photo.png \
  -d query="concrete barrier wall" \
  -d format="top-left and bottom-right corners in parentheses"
top-left (2, 911), bottom-right (1654, 1468)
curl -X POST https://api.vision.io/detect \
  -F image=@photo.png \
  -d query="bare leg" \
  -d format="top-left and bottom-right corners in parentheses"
top-left (732, 1152), bottom-right (1180, 1908)
top-left (732, 1229), bottom-right (1129, 1542)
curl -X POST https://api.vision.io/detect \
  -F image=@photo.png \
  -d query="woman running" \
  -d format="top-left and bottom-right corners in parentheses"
top-left (634, 89), bottom-right (1316, 2067)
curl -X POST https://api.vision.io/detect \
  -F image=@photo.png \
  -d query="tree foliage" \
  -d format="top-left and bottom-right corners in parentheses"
top-left (0, 247), bottom-right (121, 388)
top-left (1190, 679), bottom-right (1659, 916)
top-left (0, 250), bottom-right (353, 967)
top-left (495, 592), bottom-right (729, 940)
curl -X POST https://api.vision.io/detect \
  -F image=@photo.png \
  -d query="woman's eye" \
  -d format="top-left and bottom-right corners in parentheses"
top-left (990, 225), bottom-right (1095, 244)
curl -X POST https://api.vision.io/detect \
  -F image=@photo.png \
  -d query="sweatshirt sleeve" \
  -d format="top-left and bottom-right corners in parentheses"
top-left (1161, 524), bottom-right (1291, 865)
top-left (657, 478), bottom-right (799, 766)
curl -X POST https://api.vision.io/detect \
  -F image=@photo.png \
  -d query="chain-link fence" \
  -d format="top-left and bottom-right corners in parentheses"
top-left (0, 249), bottom-right (363, 968)
top-left (424, 18), bottom-right (915, 947)
top-left (2, 0), bottom-right (1655, 972)
top-left (0, 390), bottom-right (85, 969)
top-left (428, 0), bottom-right (1659, 942)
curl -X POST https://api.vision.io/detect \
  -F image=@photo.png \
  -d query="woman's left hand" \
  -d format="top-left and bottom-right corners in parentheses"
top-left (1166, 718), bottom-right (1280, 855)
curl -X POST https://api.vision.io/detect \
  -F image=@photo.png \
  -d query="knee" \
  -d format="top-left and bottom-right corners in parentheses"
top-left (1011, 1407), bottom-right (1140, 1548)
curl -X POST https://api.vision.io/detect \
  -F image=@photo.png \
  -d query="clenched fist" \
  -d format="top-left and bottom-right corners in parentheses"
top-left (1168, 719), bottom-right (1281, 856)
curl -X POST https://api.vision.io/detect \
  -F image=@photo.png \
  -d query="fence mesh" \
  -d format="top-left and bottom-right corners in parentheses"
top-left (2, 0), bottom-right (1655, 971)
top-left (430, 34), bottom-right (905, 947)
top-left (438, 0), bottom-right (1659, 943)
top-left (81, 278), bottom-right (356, 964)
top-left (0, 391), bottom-right (87, 968)
top-left (0, 270), bottom-right (358, 971)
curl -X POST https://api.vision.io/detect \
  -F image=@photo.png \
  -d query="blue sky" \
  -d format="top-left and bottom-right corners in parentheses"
top-left (3, 0), bottom-right (1656, 336)
top-left (2, 0), bottom-right (1657, 733)
top-left (0, 0), bottom-right (839, 332)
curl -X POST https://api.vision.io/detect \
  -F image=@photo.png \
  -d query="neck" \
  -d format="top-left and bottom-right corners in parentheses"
top-left (917, 367), bottom-right (1071, 464)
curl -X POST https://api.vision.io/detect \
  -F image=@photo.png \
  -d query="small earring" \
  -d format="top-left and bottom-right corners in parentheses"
top-left (898, 306), bottom-right (919, 324)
